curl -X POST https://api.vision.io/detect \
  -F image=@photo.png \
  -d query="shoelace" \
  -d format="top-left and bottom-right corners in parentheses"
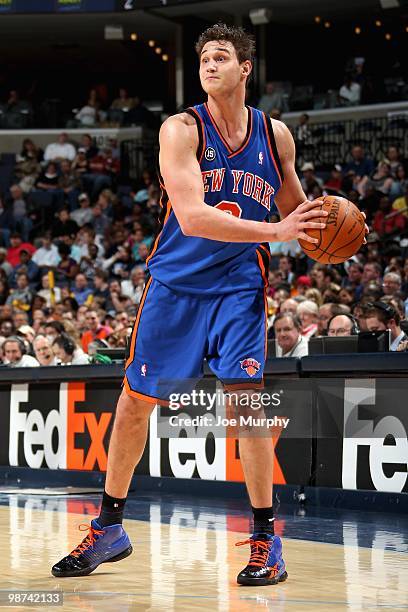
top-left (71, 523), bottom-right (105, 558)
top-left (235, 538), bottom-right (270, 567)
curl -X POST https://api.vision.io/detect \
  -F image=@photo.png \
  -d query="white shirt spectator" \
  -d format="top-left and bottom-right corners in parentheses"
top-left (44, 141), bottom-right (76, 162)
top-left (71, 208), bottom-right (93, 227)
top-left (6, 354), bottom-right (40, 367)
top-left (71, 348), bottom-right (90, 365)
top-left (38, 286), bottom-right (62, 307)
top-left (32, 244), bottom-right (61, 267)
top-left (121, 279), bottom-right (144, 303)
top-left (339, 82), bottom-right (361, 105)
top-left (75, 105), bottom-right (97, 127)
top-left (276, 335), bottom-right (309, 358)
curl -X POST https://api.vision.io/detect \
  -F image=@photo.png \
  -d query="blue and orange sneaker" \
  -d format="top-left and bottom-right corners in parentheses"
top-left (51, 519), bottom-right (132, 577)
top-left (236, 533), bottom-right (288, 586)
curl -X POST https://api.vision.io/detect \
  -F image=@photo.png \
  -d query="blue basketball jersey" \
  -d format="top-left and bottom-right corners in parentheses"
top-left (147, 104), bottom-right (284, 294)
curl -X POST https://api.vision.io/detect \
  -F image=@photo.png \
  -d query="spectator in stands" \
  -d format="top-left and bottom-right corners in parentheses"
top-left (297, 300), bottom-right (318, 339)
top-left (274, 313), bottom-right (309, 358)
top-left (365, 161), bottom-right (393, 195)
top-left (37, 273), bottom-right (61, 307)
top-left (91, 202), bottom-right (110, 236)
top-left (294, 113), bottom-right (313, 148)
top-left (300, 162), bottom-right (323, 195)
top-left (127, 96), bottom-right (156, 128)
top-left (295, 275), bottom-right (312, 295)
top-left (392, 182), bottom-right (408, 217)
top-left (317, 303), bottom-right (344, 335)
top-left (339, 74), bottom-right (361, 106)
top-left (15, 139), bottom-right (42, 193)
top-left (103, 244), bottom-right (133, 278)
top-left (110, 88), bottom-right (134, 111)
top-left (52, 207), bottom-right (79, 239)
top-left (258, 82), bottom-right (284, 114)
top-left (12, 310), bottom-right (29, 330)
top-left (58, 160), bottom-right (81, 210)
top-left (81, 309), bottom-right (112, 353)
top-left (56, 243), bottom-right (79, 282)
top-left (52, 332), bottom-right (89, 365)
top-left (44, 320), bottom-right (65, 344)
top-left (32, 233), bottom-right (61, 269)
top-left (85, 148), bottom-right (120, 199)
top-left (385, 145), bottom-right (404, 178)
top-left (344, 145), bottom-right (375, 180)
top-left (327, 314), bottom-right (357, 336)
top-left (44, 133), bottom-right (76, 162)
top-left (121, 266), bottom-right (145, 304)
top-left (373, 195), bottom-right (406, 237)
top-left (11, 248), bottom-right (40, 288)
top-left (71, 193), bottom-right (93, 227)
top-left (0, 319), bottom-right (14, 337)
top-left (342, 261), bottom-right (363, 301)
top-left (364, 302), bottom-right (407, 351)
top-left (305, 287), bottom-right (323, 307)
top-left (6, 272), bottom-right (32, 311)
top-left (8, 185), bottom-right (32, 242)
top-left (0, 248), bottom-right (12, 277)
top-left (72, 273), bottom-right (93, 306)
top-left (362, 261), bottom-right (382, 286)
top-left (93, 270), bottom-right (110, 308)
top-left (324, 164), bottom-right (344, 192)
top-left (80, 134), bottom-right (98, 160)
top-left (80, 243), bottom-right (104, 282)
top-left (33, 334), bottom-right (59, 366)
top-left (0, 277), bottom-right (9, 305)
top-left (279, 298), bottom-right (298, 315)
top-left (2, 336), bottom-right (39, 367)
top-left (382, 272), bottom-right (402, 298)
top-left (74, 99), bottom-right (100, 127)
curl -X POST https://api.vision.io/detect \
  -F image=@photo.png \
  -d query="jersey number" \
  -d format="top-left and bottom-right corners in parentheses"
top-left (214, 200), bottom-right (242, 218)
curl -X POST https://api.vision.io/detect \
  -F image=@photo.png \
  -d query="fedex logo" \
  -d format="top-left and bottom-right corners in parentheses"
top-left (9, 383), bottom-right (111, 471)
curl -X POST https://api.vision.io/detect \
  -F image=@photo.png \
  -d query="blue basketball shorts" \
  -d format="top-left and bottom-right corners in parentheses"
top-left (124, 277), bottom-right (267, 405)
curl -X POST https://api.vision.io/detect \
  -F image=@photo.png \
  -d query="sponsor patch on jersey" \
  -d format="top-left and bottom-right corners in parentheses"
top-left (205, 146), bottom-right (217, 162)
top-left (240, 357), bottom-right (261, 377)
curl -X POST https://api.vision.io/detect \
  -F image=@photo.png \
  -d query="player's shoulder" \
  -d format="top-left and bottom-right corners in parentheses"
top-left (269, 117), bottom-right (292, 140)
top-left (160, 112), bottom-right (199, 145)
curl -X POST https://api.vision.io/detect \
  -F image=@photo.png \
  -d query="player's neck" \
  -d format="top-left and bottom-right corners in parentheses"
top-left (206, 95), bottom-right (247, 135)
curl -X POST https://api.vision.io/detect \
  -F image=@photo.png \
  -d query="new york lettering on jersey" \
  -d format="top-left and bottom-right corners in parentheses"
top-left (147, 104), bottom-right (284, 294)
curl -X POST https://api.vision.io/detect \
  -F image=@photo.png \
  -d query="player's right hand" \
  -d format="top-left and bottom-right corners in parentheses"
top-left (275, 199), bottom-right (328, 243)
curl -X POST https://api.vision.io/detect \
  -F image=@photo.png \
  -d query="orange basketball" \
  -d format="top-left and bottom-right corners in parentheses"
top-left (298, 195), bottom-right (365, 264)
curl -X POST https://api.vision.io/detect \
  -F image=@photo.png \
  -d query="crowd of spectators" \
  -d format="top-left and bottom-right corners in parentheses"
top-left (0, 129), bottom-right (160, 367)
top-left (0, 111), bottom-right (408, 366)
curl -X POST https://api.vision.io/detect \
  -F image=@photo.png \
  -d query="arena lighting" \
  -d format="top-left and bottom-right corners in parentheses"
top-left (162, 54), bottom-right (169, 61)
top-left (314, 15), bottom-right (321, 23)
top-left (355, 26), bottom-right (362, 34)
top-left (385, 32), bottom-right (392, 39)
top-left (324, 21), bottom-right (331, 28)
top-left (130, 32), bottom-right (138, 41)
top-left (148, 40), bottom-right (155, 47)
top-left (249, 8), bottom-right (272, 25)
top-left (375, 19), bottom-right (382, 26)
top-left (155, 47), bottom-right (162, 54)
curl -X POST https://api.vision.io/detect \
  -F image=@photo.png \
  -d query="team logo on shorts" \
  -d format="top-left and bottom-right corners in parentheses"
top-left (205, 146), bottom-right (216, 162)
top-left (141, 363), bottom-right (147, 377)
top-left (240, 358), bottom-right (261, 377)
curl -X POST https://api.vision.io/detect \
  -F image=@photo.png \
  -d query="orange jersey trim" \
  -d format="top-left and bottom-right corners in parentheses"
top-left (256, 248), bottom-right (268, 287)
top-left (262, 113), bottom-right (283, 187)
top-left (125, 276), bottom-right (153, 369)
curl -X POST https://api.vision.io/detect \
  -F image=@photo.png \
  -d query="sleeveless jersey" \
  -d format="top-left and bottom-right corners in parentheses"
top-left (147, 103), bottom-right (284, 295)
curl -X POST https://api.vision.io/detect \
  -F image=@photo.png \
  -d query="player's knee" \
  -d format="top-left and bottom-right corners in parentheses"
top-left (115, 389), bottom-right (154, 426)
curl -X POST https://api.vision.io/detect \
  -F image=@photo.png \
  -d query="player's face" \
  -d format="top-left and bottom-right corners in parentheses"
top-left (199, 41), bottom-right (250, 96)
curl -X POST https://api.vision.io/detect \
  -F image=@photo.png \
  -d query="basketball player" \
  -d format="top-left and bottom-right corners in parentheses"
top-left (52, 24), bottom-right (329, 585)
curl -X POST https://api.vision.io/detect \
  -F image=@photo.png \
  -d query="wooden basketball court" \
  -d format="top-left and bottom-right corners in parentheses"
top-left (1, 491), bottom-right (407, 611)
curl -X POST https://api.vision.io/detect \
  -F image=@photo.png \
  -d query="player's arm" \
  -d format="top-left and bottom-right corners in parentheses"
top-left (273, 120), bottom-right (309, 218)
top-left (159, 115), bottom-right (326, 244)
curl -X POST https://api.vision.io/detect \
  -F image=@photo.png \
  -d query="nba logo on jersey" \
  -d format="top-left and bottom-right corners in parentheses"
top-left (258, 152), bottom-right (264, 165)
top-left (205, 146), bottom-right (216, 162)
top-left (141, 364), bottom-right (147, 377)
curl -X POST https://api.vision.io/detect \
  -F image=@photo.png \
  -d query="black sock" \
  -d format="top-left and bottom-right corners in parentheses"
top-left (97, 491), bottom-right (127, 527)
top-left (252, 506), bottom-right (275, 536)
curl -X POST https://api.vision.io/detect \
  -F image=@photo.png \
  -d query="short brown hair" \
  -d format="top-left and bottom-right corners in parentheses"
top-left (195, 23), bottom-right (255, 64)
